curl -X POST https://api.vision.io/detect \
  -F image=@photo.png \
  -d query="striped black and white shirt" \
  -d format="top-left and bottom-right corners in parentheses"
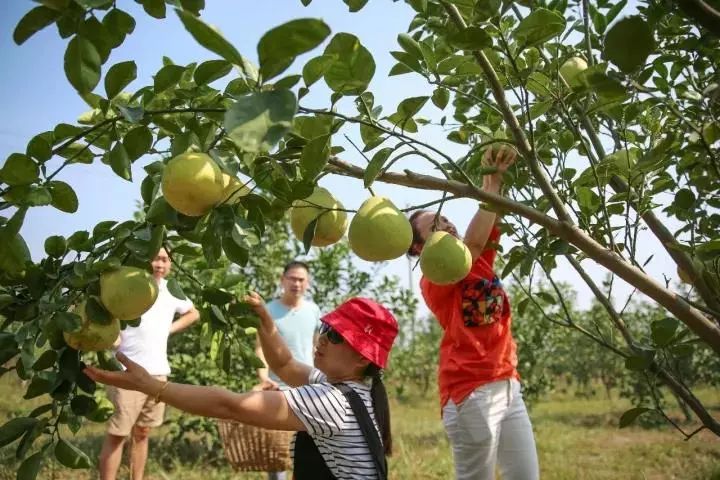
top-left (283, 368), bottom-right (381, 479)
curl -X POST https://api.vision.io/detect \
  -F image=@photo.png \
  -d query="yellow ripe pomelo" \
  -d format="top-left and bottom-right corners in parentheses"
top-left (220, 172), bottom-right (250, 205)
top-left (100, 267), bottom-right (158, 320)
top-left (420, 231), bottom-right (472, 285)
top-left (348, 196), bottom-right (412, 261)
top-left (161, 152), bottom-right (224, 216)
top-left (290, 187), bottom-right (347, 247)
top-left (560, 56), bottom-right (588, 88)
top-left (63, 301), bottom-right (120, 352)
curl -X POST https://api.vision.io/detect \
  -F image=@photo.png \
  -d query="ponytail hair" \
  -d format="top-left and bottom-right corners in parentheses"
top-left (365, 363), bottom-right (392, 456)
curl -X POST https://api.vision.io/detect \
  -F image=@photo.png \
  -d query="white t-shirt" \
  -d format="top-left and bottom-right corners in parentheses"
top-left (283, 369), bottom-right (381, 479)
top-left (117, 278), bottom-right (193, 375)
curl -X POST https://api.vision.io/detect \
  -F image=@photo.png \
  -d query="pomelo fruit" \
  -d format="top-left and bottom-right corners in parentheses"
top-left (349, 196), bottom-right (412, 261)
top-left (100, 267), bottom-right (158, 320)
top-left (161, 152), bottom-right (224, 216)
top-left (290, 187), bottom-right (347, 247)
top-left (63, 301), bottom-right (121, 352)
top-left (420, 231), bottom-right (472, 285)
top-left (560, 56), bottom-right (588, 88)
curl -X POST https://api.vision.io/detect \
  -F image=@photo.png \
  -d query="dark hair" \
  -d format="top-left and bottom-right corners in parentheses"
top-left (407, 210), bottom-right (430, 257)
top-left (364, 363), bottom-right (392, 456)
top-left (283, 260), bottom-right (310, 275)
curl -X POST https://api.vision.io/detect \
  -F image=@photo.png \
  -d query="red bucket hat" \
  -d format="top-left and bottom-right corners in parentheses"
top-left (321, 298), bottom-right (398, 369)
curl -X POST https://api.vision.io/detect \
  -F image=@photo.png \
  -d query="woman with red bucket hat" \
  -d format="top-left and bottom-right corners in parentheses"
top-left (84, 292), bottom-right (398, 480)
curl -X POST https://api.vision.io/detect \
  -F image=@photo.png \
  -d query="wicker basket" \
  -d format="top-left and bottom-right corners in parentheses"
top-left (217, 419), bottom-right (293, 472)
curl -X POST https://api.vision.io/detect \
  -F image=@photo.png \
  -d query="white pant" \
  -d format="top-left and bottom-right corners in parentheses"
top-left (442, 379), bottom-right (539, 480)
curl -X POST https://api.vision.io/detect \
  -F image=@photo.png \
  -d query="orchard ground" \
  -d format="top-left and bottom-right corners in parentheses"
top-left (1, 374), bottom-right (718, 480)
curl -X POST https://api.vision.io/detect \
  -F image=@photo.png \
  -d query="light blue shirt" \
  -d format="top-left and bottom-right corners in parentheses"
top-left (266, 299), bottom-right (321, 386)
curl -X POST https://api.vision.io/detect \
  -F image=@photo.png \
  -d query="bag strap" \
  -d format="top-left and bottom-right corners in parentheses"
top-left (336, 383), bottom-right (388, 480)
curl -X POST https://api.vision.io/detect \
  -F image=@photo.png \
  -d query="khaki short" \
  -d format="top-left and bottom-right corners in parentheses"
top-left (106, 375), bottom-right (167, 437)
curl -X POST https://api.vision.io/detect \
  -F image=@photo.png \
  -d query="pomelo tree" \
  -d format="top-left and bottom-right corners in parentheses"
top-left (1, 0), bottom-right (720, 474)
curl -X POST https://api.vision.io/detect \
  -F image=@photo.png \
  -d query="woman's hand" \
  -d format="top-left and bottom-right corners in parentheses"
top-left (482, 145), bottom-right (517, 194)
top-left (84, 352), bottom-right (161, 396)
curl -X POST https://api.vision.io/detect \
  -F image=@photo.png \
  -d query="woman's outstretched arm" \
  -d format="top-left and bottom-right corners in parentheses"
top-left (464, 147), bottom-right (516, 260)
top-left (84, 353), bottom-right (306, 431)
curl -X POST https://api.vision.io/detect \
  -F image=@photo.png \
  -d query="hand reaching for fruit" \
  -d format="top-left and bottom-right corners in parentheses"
top-left (482, 145), bottom-right (517, 194)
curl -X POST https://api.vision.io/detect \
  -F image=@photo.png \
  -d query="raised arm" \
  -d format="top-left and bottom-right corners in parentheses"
top-left (464, 146), bottom-right (515, 261)
top-left (246, 292), bottom-right (313, 387)
top-left (84, 353), bottom-right (305, 431)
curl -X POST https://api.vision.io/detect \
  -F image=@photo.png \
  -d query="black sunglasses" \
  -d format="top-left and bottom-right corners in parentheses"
top-left (319, 322), bottom-right (344, 345)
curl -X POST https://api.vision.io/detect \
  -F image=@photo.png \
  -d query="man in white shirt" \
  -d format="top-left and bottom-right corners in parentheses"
top-left (99, 247), bottom-right (200, 480)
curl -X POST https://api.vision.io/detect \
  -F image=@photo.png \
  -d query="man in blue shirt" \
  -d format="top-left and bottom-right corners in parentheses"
top-left (255, 261), bottom-right (320, 480)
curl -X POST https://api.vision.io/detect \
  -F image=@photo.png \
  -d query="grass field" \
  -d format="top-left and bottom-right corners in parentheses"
top-left (1, 374), bottom-right (718, 479)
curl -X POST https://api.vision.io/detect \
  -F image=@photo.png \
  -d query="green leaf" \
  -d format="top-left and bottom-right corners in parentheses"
top-left (146, 197), bottom-right (179, 225)
top-left (109, 143), bottom-right (131, 181)
top-left (0, 231), bottom-right (31, 276)
top-left (104, 61), bottom-right (136, 99)
top-left (137, 0), bottom-right (166, 19)
top-left (85, 297), bottom-right (113, 325)
top-left (13, 6), bottom-right (60, 45)
top-left (64, 35), bottom-right (101, 94)
top-left (26, 134), bottom-right (53, 163)
top-left (575, 186), bottom-right (600, 214)
top-left (603, 16), bottom-right (654, 73)
top-left (117, 105), bottom-right (144, 124)
top-left (674, 188), bottom-right (695, 210)
top-left (96, 350), bottom-right (122, 372)
top-left (323, 33), bottom-right (375, 94)
top-left (300, 134), bottom-right (330, 181)
top-left (17, 450), bottom-right (45, 480)
top-left (53, 312), bottom-right (82, 333)
top-left (0, 154), bottom-right (39, 185)
top-left (625, 354), bottom-right (652, 371)
top-left (257, 18), bottom-right (331, 80)
top-left (302, 54), bottom-right (336, 87)
top-left (447, 26), bottom-right (492, 50)
top-left (103, 8), bottom-right (136, 48)
top-left (397, 33), bottom-right (424, 60)
top-left (302, 216), bottom-right (319, 254)
top-left (364, 147), bottom-right (393, 188)
top-left (167, 278), bottom-right (187, 300)
top-left (70, 395), bottom-right (97, 416)
top-left (619, 407), bottom-right (653, 428)
top-left (48, 181), bottom-right (79, 213)
top-left (154, 64), bottom-right (185, 93)
top-left (203, 287), bottom-right (234, 305)
top-left (343, 0), bottom-right (368, 11)
top-left (0, 418), bottom-right (37, 449)
top-left (54, 439), bottom-right (91, 469)
top-left (651, 317), bottom-right (679, 347)
top-left (432, 87), bottom-right (450, 110)
top-left (223, 234), bottom-right (249, 266)
top-left (193, 59), bottom-right (232, 85)
top-left (123, 126), bottom-right (153, 161)
top-left (176, 9), bottom-right (247, 69)
top-left (224, 90), bottom-right (298, 153)
top-left (514, 8), bottom-right (566, 47)
top-left (24, 376), bottom-right (54, 399)
top-left (32, 350), bottom-right (57, 371)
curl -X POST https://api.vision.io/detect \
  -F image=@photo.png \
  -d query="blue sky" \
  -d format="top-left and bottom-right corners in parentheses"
top-left (1, 1), bottom-right (680, 313)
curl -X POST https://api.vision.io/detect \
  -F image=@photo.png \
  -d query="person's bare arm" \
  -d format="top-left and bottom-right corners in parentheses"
top-left (464, 147), bottom-right (515, 260)
top-left (246, 293), bottom-right (312, 387)
top-left (84, 354), bottom-right (305, 431)
top-left (255, 338), bottom-right (279, 390)
top-left (169, 306), bottom-right (200, 335)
